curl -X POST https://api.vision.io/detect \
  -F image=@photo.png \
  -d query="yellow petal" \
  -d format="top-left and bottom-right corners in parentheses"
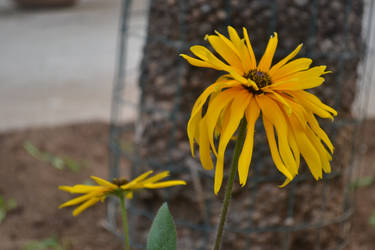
top-left (306, 112), bottom-right (334, 153)
top-left (206, 34), bottom-right (244, 73)
top-left (289, 115), bottom-right (322, 180)
top-left (238, 97), bottom-right (259, 186)
top-left (215, 90), bottom-right (251, 194)
top-left (190, 45), bottom-right (230, 70)
top-left (258, 33), bottom-right (278, 72)
top-left (242, 27), bottom-right (257, 69)
top-left (287, 126), bottom-right (300, 169)
top-left (294, 90), bottom-right (337, 116)
top-left (59, 185), bottom-right (102, 194)
top-left (120, 170), bottom-right (154, 189)
top-left (144, 180), bottom-right (187, 189)
top-left (271, 58), bottom-right (312, 82)
top-left (279, 178), bottom-right (293, 188)
top-left (288, 90), bottom-right (334, 120)
top-left (304, 125), bottom-right (332, 174)
top-left (227, 26), bottom-right (251, 72)
top-left (73, 197), bottom-right (101, 216)
top-left (59, 192), bottom-right (102, 208)
top-left (261, 115), bottom-right (293, 180)
top-left (269, 43), bottom-right (303, 75)
top-left (265, 90), bottom-right (292, 115)
top-left (206, 88), bottom-right (238, 155)
top-left (125, 191), bottom-right (133, 199)
top-left (273, 66), bottom-right (327, 90)
top-left (142, 171), bottom-right (170, 184)
top-left (180, 54), bottom-right (220, 70)
top-left (257, 95), bottom-right (297, 175)
top-left (198, 117), bottom-right (214, 170)
top-left (90, 176), bottom-right (118, 189)
top-left (214, 30), bottom-right (242, 58)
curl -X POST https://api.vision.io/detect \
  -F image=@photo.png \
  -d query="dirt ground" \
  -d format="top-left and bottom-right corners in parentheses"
top-left (0, 120), bottom-right (374, 250)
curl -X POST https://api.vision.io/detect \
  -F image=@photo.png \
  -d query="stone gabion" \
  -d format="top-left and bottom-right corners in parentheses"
top-left (133, 0), bottom-right (364, 249)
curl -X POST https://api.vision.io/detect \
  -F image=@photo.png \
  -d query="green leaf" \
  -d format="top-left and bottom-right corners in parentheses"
top-left (0, 209), bottom-right (6, 223)
top-left (351, 176), bottom-right (374, 189)
top-left (7, 199), bottom-right (17, 210)
top-left (147, 203), bottom-right (177, 250)
top-left (369, 211), bottom-right (375, 228)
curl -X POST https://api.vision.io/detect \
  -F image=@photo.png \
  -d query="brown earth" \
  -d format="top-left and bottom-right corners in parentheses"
top-left (0, 121), bottom-right (374, 250)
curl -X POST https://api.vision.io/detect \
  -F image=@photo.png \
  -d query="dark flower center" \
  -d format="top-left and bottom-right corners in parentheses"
top-left (242, 69), bottom-right (272, 94)
top-left (112, 178), bottom-right (129, 186)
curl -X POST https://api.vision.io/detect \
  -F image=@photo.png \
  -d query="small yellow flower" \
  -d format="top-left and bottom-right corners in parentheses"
top-left (59, 171), bottom-right (186, 216)
top-left (181, 26), bottom-right (337, 194)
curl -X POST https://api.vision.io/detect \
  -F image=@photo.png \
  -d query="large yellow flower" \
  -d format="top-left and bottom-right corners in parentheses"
top-left (59, 171), bottom-right (186, 216)
top-left (181, 26), bottom-right (337, 194)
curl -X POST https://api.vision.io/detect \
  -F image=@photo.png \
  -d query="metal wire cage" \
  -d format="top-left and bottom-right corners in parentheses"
top-left (108, 0), bottom-right (374, 249)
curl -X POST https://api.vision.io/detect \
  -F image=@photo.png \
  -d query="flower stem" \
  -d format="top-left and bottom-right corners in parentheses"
top-left (213, 118), bottom-right (247, 250)
top-left (119, 194), bottom-right (130, 250)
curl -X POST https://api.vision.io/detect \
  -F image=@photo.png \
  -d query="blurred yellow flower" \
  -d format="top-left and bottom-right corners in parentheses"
top-left (59, 171), bottom-right (186, 216)
top-left (181, 26), bottom-right (337, 194)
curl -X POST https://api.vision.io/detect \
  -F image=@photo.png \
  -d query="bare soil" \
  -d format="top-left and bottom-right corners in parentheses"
top-left (0, 121), bottom-right (374, 250)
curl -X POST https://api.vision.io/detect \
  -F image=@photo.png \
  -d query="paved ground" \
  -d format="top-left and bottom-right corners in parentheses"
top-left (0, 0), bottom-right (374, 132)
top-left (0, 0), bottom-right (146, 131)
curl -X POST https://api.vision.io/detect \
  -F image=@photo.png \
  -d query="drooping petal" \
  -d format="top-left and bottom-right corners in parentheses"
top-left (289, 115), bottom-right (323, 180)
top-left (265, 90), bottom-right (292, 115)
top-left (73, 197), bottom-right (101, 216)
top-left (206, 88), bottom-right (238, 155)
top-left (256, 95), bottom-right (297, 175)
top-left (197, 117), bottom-right (214, 170)
top-left (59, 192), bottom-right (101, 208)
top-left (287, 90), bottom-right (335, 120)
top-left (305, 112), bottom-right (334, 153)
top-left (262, 116), bottom-right (293, 180)
top-left (215, 90), bottom-right (251, 194)
top-left (215, 89), bottom-right (250, 194)
top-left (238, 96), bottom-right (259, 186)
top-left (293, 90), bottom-right (337, 116)
top-left (258, 33), bottom-right (278, 72)
top-left (304, 125), bottom-right (332, 174)
top-left (188, 80), bottom-right (231, 156)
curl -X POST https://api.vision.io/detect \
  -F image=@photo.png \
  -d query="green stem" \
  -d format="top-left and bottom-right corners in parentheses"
top-left (119, 194), bottom-right (130, 250)
top-left (213, 118), bottom-right (247, 250)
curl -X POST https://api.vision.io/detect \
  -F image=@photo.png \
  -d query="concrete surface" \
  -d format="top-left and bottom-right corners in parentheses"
top-left (0, 0), bottom-right (146, 131)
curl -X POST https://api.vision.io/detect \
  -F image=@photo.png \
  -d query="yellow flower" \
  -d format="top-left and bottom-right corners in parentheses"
top-left (181, 26), bottom-right (337, 194)
top-left (59, 171), bottom-right (186, 216)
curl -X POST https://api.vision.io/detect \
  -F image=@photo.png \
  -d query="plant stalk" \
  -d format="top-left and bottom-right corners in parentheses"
top-left (213, 119), bottom-right (247, 250)
top-left (119, 194), bottom-right (130, 250)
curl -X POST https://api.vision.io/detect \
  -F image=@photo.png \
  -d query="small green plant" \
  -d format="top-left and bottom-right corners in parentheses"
top-left (147, 203), bottom-right (177, 250)
top-left (369, 211), bottom-right (375, 228)
top-left (23, 236), bottom-right (69, 250)
top-left (351, 163), bottom-right (375, 190)
top-left (0, 196), bottom-right (17, 223)
top-left (24, 141), bottom-right (84, 173)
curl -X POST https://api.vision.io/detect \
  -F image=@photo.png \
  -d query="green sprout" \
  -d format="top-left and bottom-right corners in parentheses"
top-left (24, 141), bottom-right (84, 173)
